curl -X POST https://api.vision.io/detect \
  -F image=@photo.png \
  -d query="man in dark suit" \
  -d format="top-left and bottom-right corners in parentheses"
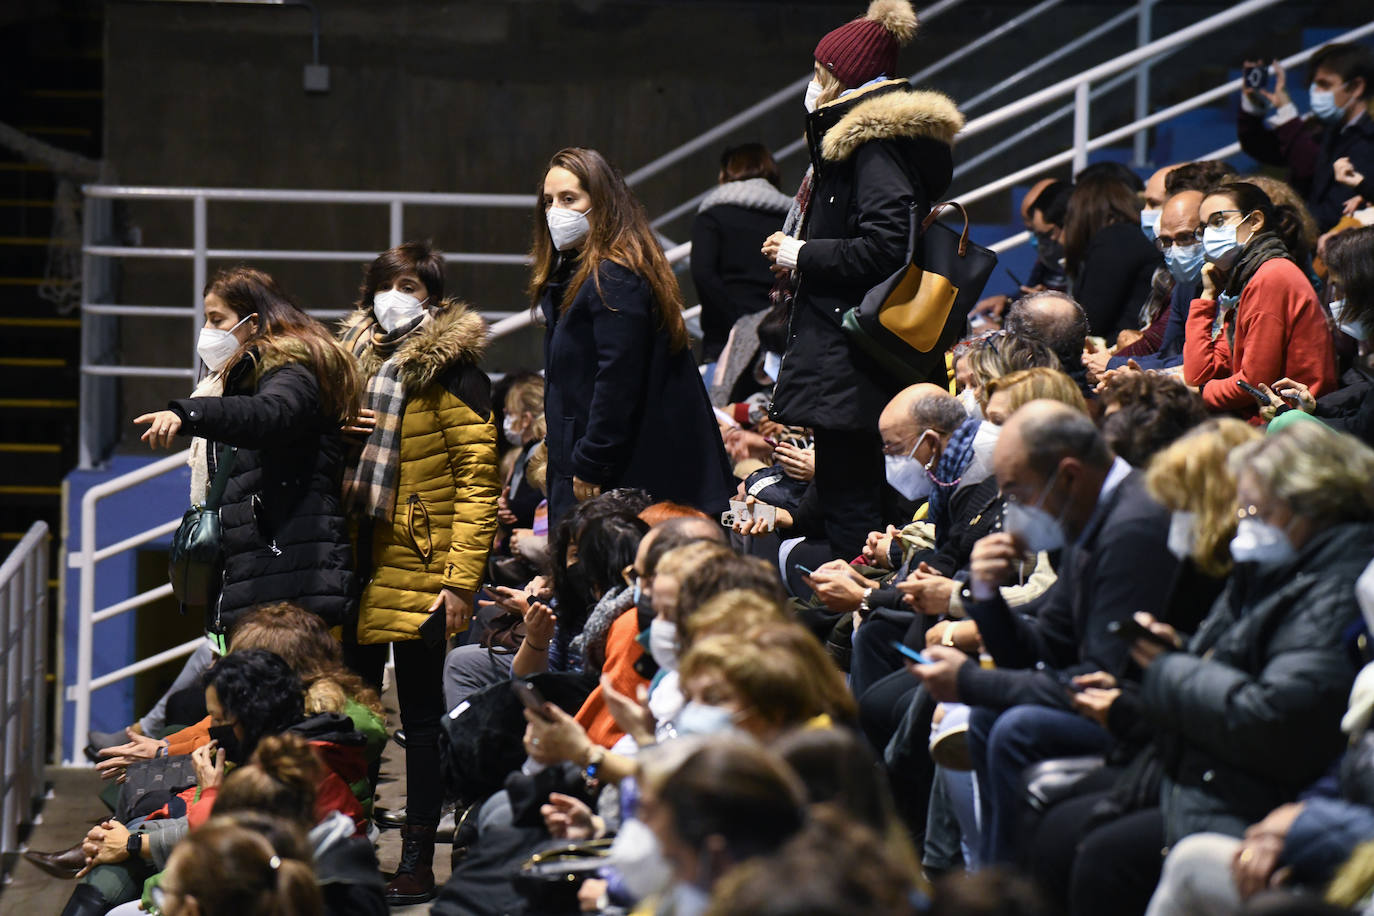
top-left (908, 400), bottom-right (1177, 864)
top-left (1237, 43), bottom-right (1374, 232)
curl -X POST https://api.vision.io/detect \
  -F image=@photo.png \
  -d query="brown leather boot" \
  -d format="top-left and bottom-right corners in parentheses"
top-left (384, 824), bottom-right (437, 905)
top-left (23, 842), bottom-right (88, 879)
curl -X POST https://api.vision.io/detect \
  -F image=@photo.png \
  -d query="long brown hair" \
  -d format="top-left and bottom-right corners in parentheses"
top-left (207, 267), bottom-right (361, 424)
top-left (1062, 173), bottom-right (1141, 277)
top-left (526, 148), bottom-right (688, 352)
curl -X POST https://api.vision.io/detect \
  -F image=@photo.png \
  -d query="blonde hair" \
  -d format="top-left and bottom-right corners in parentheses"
top-left (504, 375), bottom-right (546, 440)
top-left (983, 367), bottom-right (1087, 415)
top-left (680, 624), bottom-right (857, 729)
top-left (1228, 422), bottom-right (1374, 523)
top-left (1146, 419), bottom-right (1260, 577)
top-left (682, 589), bottom-right (789, 647)
top-left (813, 65), bottom-right (847, 108)
top-left (525, 441), bottom-right (548, 495)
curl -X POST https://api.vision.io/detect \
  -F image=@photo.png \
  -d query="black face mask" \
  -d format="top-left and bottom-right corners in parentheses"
top-left (561, 561), bottom-right (596, 609)
top-left (207, 723), bottom-right (247, 764)
top-left (1035, 232), bottom-right (1065, 269)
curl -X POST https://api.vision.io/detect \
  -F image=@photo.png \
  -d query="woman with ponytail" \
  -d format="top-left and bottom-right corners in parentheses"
top-left (154, 819), bottom-right (321, 916)
top-left (133, 267), bottom-right (361, 636)
top-left (213, 734), bottom-right (387, 916)
top-left (1184, 181), bottom-right (1337, 421)
top-left (530, 147), bottom-right (733, 524)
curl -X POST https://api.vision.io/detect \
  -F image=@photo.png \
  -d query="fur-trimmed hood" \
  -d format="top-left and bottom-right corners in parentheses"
top-left (819, 83), bottom-right (964, 162)
top-left (697, 177), bottom-right (794, 215)
top-left (339, 299), bottom-right (489, 393)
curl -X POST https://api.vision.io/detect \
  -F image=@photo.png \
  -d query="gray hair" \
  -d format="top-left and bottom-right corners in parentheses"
top-left (1228, 422), bottom-right (1374, 522)
top-left (1005, 291), bottom-right (1089, 370)
top-left (910, 392), bottom-right (969, 436)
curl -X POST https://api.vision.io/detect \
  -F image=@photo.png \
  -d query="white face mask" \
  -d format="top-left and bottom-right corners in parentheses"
top-left (1167, 510), bottom-right (1198, 561)
top-left (1140, 208), bottom-right (1160, 242)
top-left (804, 79), bottom-right (823, 113)
top-left (1230, 516), bottom-right (1297, 568)
top-left (762, 351), bottom-right (782, 382)
top-left (1330, 298), bottom-right (1368, 342)
top-left (649, 617), bottom-right (679, 671)
top-left (884, 431), bottom-right (934, 502)
top-left (547, 206), bottom-right (592, 251)
top-left (1003, 469), bottom-right (1067, 553)
top-left (957, 387), bottom-right (981, 418)
top-left (197, 313), bottom-right (253, 372)
top-left (372, 288), bottom-right (427, 333)
top-left (609, 818), bottom-right (673, 902)
top-left (1358, 561), bottom-right (1374, 641)
top-left (502, 414), bottom-right (525, 447)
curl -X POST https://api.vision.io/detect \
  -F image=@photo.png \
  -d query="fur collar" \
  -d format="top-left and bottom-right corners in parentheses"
top-left (339, 299), bottom-right (488, 392)
top-left (697, 177), bottom-right (794, 215)
top-left (821, 86), bottom-right (964, 162)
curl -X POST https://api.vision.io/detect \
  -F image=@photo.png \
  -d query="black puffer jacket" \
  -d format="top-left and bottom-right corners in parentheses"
top-left (170, 343), bottom-right (354, 632)
top-left (1143, 521), bottom-right (1374, 845)
top-left (770, 81), bottom-right (963, 430)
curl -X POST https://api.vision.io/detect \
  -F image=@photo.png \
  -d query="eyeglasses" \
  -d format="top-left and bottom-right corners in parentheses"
top-left (1153, 232), bottom-right (1204, 252)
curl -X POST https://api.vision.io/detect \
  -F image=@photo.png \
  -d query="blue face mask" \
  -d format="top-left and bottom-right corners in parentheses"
top-left (1202, 222), bottom-right (1240, 262)
top-left (1309, 83), bottom-right (1348, 123)
top-left (1165, 242), bottom-right (1206, 284)
top-left (1027, 233), bottom-right (1039, 250)
top-left (1330, 298), bottom-right (1368, 342)
top-left (1003, 468), bottom-right (1068, 553)
top-left (1140, 208), bottom-right (1160, 242)
top-left (673, 701), bottom-right (737, 737)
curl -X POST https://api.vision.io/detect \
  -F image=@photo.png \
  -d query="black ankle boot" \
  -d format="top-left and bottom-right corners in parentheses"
top-left (61, 884), bottom-right (109, 916)
top-left (384, 824), bottom-right (437, 904)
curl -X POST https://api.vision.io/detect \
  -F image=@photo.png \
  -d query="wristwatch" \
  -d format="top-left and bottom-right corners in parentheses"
top-left (858, 587), bottom-right (875, 614)
top-left (127, 831), bottom-right (143, 858)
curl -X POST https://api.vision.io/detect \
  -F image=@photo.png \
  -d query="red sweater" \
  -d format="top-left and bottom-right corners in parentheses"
top-left (1183, 257), bottom-right (1335, 421)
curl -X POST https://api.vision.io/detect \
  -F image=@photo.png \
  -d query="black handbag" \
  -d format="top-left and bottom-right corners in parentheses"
top-left (168, 445), bottom-right (237, 607)
top-left (511, 839), bottom-right (614, 915)
top-left (842, 200), bottom-right (998, 384)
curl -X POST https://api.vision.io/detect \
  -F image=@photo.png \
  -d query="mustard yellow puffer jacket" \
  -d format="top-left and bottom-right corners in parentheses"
top-left (342, 302), bottom-right (500, 645)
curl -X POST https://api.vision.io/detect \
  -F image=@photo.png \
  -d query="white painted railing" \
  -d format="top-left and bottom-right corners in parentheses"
top-left (0, 523), bottom-right (50, 851)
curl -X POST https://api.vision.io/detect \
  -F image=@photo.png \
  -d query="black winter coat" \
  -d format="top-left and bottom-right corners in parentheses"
top-left (770, 81), bottom-right (963, 431)
top-left (1143, 522), bottom-right (1374, 845)
top-left (690, 178), bottom-right (792, 360)
top-left (170, 346), bottom-right (354, 632)
top-left (541, 260), bottom-right (734, 524)
top-left (1072, 221), bottom-right (1163, 338)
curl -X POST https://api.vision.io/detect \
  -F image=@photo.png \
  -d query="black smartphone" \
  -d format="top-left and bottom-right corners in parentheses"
top-left (1242, 64), bottom-right (1267, 91)
top-left (511, 678), bottom-right (554, 721)
top-left (1004, 267), bottom-right (1025, 289)
top-left (1106, 618), bottom-right (1177, 650)
top-left (1055, 670), bottom-right (1086, 693)
top-left (795, 564), bottom-right (815, 577)
top-left (418, 607), bottom-right (447, 650)
top-left (1235, 378), bottom-right (1272, 406)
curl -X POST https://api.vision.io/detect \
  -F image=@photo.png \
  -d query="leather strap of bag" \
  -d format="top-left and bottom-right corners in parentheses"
top-left (205, 445), bottom-right (238, 511)
top-left (921, 201), bottom-right (972, 257)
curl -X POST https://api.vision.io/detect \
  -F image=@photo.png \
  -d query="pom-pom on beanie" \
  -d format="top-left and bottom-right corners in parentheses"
top-left (814, 0), bottom-right (919, 89)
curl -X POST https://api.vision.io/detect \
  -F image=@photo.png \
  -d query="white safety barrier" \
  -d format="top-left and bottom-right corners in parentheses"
top-left (0, 522), bottom-right (50, 850)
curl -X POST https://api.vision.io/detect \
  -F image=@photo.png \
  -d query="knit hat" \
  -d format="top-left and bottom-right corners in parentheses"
top-left (814, 0), bottom-right (919, 89)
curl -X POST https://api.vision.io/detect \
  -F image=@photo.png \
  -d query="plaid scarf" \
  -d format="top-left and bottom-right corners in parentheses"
top-left (929, 415), bottom-right (982, 545)
top-left (341, 311), bottom-right (432, 519)
top-left (770, 167), bottom-right (815, 308)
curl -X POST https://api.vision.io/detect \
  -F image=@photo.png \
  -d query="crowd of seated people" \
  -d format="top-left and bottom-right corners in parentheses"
top-left (31, 27), bottom-right (1374, 916)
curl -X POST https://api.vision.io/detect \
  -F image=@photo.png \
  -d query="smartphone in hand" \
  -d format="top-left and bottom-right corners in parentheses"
top-left (1106, 618), bottom-right (1176, 650)
top-left (891, 641), bottom-right (932, 665)
top-left (511, 678), bottom-right (555, 721)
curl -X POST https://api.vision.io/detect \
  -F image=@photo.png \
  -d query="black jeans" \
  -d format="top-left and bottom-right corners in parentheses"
top-left (346, 637), bottom-right (447, 828)
top-left (811, 426), bottom-right (885, 561)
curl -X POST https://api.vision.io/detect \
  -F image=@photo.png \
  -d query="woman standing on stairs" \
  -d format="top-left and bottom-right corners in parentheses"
top-left (760, 0), bottom-right (964, 561)
top-left (337, 241), bottom-right (500, 905)
top-left (134, 267), bottom-right (360, 636)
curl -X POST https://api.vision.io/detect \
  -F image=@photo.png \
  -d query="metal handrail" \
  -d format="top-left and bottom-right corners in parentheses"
top-left (67, 449), bottom-right (191, 762)
top-left (621, 0), bottom-right (967, 189)
top-left (1, 522), bottom-right (50, 850)
top-left (964, 18), bottom-right (1374, 255)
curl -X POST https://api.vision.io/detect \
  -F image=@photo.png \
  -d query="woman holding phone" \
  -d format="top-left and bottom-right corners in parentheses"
top-left (530, 147), bottom-right (732, 525)
top-left (337, 241), bottom-right (500, 904)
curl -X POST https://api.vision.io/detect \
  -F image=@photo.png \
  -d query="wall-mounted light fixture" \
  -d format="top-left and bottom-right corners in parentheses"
top-left (134, 0), bottom-right (329, 93)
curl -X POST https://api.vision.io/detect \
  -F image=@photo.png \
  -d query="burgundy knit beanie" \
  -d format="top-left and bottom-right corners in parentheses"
top-left (814, 0), bottom-right (919, 88)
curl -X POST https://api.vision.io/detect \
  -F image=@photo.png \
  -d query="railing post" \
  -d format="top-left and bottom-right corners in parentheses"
top-left (389, 200), bottom-right (403, 248)
top-left (33, 534), bottom-right (49, 776)
top-left (1133, 0), bottom-right (1154, 166)
top-left (192, 195), bottom-right (207, 377)
top-left (72, 490), bottom-right (96, 763)
top-left (2, 569), bottom-right (12, 852)
top-left (78, 194), bottom-right (96, 469)
top-left (1073, 82), bottom-right (1091, 175)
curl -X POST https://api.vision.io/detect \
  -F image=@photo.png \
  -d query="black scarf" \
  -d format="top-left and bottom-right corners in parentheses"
top-left (1221, 230), bottom-right (1293, 299)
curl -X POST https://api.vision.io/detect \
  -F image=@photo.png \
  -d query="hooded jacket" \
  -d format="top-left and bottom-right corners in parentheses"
top-left (340, 301), bottom-right (501, 645)
top-left (170, 339), bottom-right (356, 632)
top-left (690, 177), bottom-right (793, 360)
top-left (771, 81), bottom-right (963, 430)
top-left (1143, 522), bottom-right (1374, 844)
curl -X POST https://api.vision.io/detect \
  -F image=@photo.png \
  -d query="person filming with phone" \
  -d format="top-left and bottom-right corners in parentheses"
top-left (1237, 43), bottom-right (1374, 232)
